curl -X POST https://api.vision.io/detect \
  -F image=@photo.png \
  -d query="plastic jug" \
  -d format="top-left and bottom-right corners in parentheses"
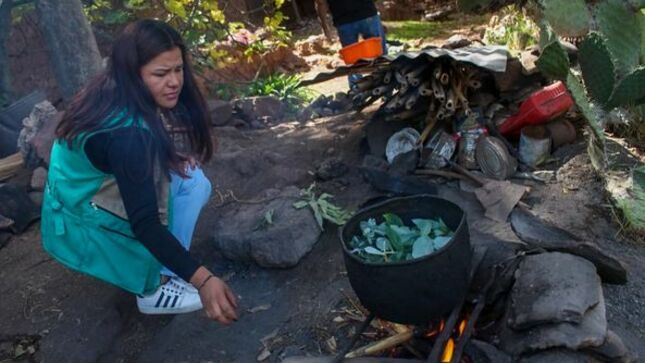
top-left (499, 81), bottom-right (573, 137)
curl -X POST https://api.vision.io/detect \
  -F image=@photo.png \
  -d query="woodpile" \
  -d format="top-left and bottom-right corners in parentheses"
top-left (349, 56), bottom-right (490, 145)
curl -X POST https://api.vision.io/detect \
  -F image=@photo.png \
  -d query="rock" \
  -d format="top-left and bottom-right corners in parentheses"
top-left (234, 96), bottom-right (284, 121)
top-left (0, 213), bottom-right (14, 230)
top-left (519, 349), bottom-right (598, 363)
top-left (30, 166), bottom-right (47, 191)
top-left (520, 50), bottom-right (539, 75)
top-left (16, 101), bottom-right (60, 166)
top-left (493, 58), bottom-right (542, 95)
top-left (311, 95), bottom-right (330, 109)
top-left (315, 157), bottom-right (348, 181)
top-left (509, 252), bottom-right (601, 330)
top-left (28, 191), bottom-right (43, 208)
top-left (319, 108), bottom-right (335, 117)
top-left (0, 183), bottom-right (40, 233)
top-left (0, 231), bottom-right (10, 249)
top-left (296, 107), bottom-right (315, 122)
top-left (442, 35), bottom-right (472, 49)
top-left (230, 118), bottom-right (248, 129)
top-left (465, 340), bottom-right (512, 363)
top-left (584, 330), bottom-right (635, 363)
top-left (500, 293), bottom-right (607, 356)
top-left (213, 186), bottom-right (322, 268)
top-left (388, 150), bottom-right (418, 176)
top-left (207, 99), bottom-right (233, 126)
top-left (510, 207), bottom-right (628, 285)
top-left (361, 155), bottom-right (388, 171)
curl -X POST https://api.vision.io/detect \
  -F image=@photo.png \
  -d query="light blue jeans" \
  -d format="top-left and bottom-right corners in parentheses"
top-left (160, 166), bottom-right (212, 277)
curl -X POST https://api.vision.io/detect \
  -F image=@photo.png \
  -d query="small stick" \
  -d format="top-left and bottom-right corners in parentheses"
top-left (415, 169), bottom-right (469, 181)
top-left (345, 330), bottom-right (415, 359)
top-left (331, 313), bottom-right (375, 363)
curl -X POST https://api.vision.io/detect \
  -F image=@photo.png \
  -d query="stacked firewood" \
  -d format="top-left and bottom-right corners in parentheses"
top-left (348, 57), bottom-right (488, 144)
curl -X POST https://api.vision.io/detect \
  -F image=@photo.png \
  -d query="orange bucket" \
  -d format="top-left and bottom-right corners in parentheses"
top-left (339, 37), bottom-right (383, 65)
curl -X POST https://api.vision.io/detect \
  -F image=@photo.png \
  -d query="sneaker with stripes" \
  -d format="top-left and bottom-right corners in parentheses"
top-left (137, 277), bottom-right (203, 314)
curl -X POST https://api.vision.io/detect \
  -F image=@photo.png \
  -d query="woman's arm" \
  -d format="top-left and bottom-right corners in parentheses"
top-left (85, 128), bottom-right (200, 281)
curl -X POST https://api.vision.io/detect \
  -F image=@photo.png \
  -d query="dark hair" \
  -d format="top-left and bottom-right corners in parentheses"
top-left (57, 19), bottom-right (213, 175)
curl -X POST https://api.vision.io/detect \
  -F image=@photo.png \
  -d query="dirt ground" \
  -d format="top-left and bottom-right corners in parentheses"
top-left (1, 106), bottom-right (645, 362)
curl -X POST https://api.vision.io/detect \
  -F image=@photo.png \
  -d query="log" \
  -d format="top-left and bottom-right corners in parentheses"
top-left (345, 331), bottom-right (415, 359)
top-left (0, 152), bottom-right (23, 181)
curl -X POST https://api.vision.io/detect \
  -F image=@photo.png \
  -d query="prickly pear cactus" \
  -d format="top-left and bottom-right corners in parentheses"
top-left (579, 32), bottom-right (616, 107)
top-left (536, 41), bottom-right (569, 80)
top-left (541, 0), bottom-right (590, 37)
top-left (608, 66), bottom-right (645, 108)
top-left (596, 0), bottom-right (642, 74)
top-left (566, 72), bottom-right (607, 169)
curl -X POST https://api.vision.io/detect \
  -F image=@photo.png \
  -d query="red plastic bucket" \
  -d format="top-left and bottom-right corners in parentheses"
top-left (339, 37), bottom-right (383, 65)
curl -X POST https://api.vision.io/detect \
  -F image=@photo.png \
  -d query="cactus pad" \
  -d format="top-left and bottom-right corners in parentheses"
top-left (608, 66), bottom-right (645, 108)
top-left (541, 0), bottom-right (590, 37)
top-left (537, 41), bottom-right (570, 80)
top-left (579, 32), bottom-right (616, 107)
top-left (596, 0), bottom-right (642, 74)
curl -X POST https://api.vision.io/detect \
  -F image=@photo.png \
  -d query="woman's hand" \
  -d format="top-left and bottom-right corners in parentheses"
top-left (190, 267), bottom-right (238, 324)
top-left (178, 152), bottom-right (200, 172)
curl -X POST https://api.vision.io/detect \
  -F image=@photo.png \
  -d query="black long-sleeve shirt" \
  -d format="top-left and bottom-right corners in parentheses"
top-left (84, 127), bottom-right (200, 282)
top-left (327, 0), bottom-right (377, 26)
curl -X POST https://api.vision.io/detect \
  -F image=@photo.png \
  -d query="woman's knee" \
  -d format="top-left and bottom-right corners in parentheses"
top-left (190, 168), bottom-right (212, 203)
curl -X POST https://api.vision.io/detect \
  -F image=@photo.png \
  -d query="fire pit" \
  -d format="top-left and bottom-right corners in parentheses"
top-left (339, 195), bottom-right (472, 325)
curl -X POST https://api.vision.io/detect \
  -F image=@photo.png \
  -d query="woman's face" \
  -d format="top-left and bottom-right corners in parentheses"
top-left (140, 47), bottom-right (184, 109)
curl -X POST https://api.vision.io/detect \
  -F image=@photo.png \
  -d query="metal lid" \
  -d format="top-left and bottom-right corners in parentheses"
top-left (475, 136), bottom-right (517, 180)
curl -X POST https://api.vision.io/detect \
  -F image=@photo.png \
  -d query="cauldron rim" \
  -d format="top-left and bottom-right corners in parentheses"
top-left (338, 194), bottom-right (468, 266)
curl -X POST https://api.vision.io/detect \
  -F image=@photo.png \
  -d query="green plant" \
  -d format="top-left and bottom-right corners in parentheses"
top-left (483, 5), bottom-right (539, 51)
top-left (245, 73), bottom-right (315, 114)
top-left (348, 213), bottom-right (454, 263)
top-left (254, 209), bottom-right (275, 231)
top-left (293, 184), bottom-right (352, 230)
top-left (84, 0), bottom-right (292, 64)
top-left (617, 165), bottom-right (645, 233)
top-left (461, 0), bottom-right (645, 170)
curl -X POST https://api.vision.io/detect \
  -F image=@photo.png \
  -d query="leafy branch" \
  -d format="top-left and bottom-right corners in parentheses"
top-left (293, 184), bottom-right (352, 231)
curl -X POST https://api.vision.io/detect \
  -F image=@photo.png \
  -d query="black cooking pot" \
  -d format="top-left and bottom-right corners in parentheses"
top-left (339, 195), bottom-right (472, 325)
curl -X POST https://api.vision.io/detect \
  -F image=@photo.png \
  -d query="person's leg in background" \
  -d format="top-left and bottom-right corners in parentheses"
top-left (356, 14), bottom-right (387, 55)
top-left (336, 21), bottom-right (364, 87)
top-left (159, 167), bottom-right (212, 279)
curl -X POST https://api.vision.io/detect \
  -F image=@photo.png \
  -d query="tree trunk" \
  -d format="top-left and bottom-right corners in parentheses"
top-left (0, 0), bottom-right (13, 106)
top-left (35, 0), bottom-right (102, 100)
top-left (314, 0), bottom-right (333, 41)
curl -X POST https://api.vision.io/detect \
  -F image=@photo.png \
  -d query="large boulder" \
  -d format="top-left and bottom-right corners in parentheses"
top-left (213, 186), bottom-right (322, 268)
top-left (233, 95), bottom-right (284, 122)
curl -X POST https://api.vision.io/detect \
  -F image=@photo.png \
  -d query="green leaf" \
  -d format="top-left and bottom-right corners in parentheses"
top-left (596, 0), bottom-right (642, 74)
top-left (364, 246), bottom-right (385, 256)
top-left (412, 218), bottom-right (434, 236)
top-left (608, 66), bottom-right (645, 108)
top-left (432, 236), bottom-right (452, 250)
top-left (542, 0), bottom-right (590, 37)
top-left (579, 32), bottom-right (616, 107)
top-left (536, 41), bottom-right (570, 80)
top-left (412, 236), bottom-right (434, 259)
top-left (382, 213), bottom-right (404, 227)
top-left (293, 201), bottom-right (308, 209)
top-left (309, 200), bottom-right (324, 230)
top-left (384, 225), bottom-right (402, 251)
top-left (375, 237), bottom-right (390, 252)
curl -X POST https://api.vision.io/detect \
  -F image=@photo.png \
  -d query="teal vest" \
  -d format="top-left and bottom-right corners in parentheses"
top-left (41, 119), bottom-right (170, 295)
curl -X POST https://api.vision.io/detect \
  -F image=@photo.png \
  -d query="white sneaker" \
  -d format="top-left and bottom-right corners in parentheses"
top-left (137, 278), bottom-right (203, 314)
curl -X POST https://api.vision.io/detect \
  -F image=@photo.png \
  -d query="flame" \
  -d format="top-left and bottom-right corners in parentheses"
top-left (458, 319), bottom-right (467, 336)
top-left (440, 338), bottom-right (455, 363)
top-left (424, 320), bottom-right (446, 338)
